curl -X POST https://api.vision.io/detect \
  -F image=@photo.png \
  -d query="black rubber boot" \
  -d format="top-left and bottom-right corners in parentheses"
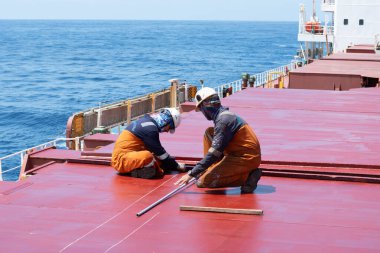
top-left (241, 169), bottom-right (262, 194)
top-left (131, 166), bottom-right (156, 179)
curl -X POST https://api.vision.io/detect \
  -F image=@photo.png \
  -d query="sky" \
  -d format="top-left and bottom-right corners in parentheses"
top-left (0, 0), bottom-right (319, 21)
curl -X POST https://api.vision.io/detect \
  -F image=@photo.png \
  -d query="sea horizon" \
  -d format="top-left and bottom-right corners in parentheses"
top-left (0, 19), bottom-right (298, 22)
top-left (0, 20), bottom-right (299, 178)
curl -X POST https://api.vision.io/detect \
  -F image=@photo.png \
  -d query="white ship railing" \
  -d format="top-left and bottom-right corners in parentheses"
top-left (375, 34), bottom-right (380, 51)
top-left (214, 62), bottom-right (296, 98)
top-left (322, 0), bottom-right (335, 6)
top-left (0, 137), bottom-right (81, 181)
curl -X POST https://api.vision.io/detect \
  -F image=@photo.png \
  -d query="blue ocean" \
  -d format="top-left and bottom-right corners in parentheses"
top-left (0, 20), bottom-right (298, 179)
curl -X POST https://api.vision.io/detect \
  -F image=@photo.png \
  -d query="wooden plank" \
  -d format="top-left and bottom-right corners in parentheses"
top-left (180, 205), bottom-right (263, 215)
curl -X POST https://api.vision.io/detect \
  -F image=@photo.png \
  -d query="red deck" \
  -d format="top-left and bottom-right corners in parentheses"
top-left (291, 59), bottom-right (380, 77)
top-left (1, 87), bottom-right (380, 251)
top-left (323, 52), bottom-right (380, 62)
top-left (163, 88), bottom-right (380, 167)
top-left (346, 44), bottom-right (376, 54)
top-left (1, 162), bottom-right (380, 252)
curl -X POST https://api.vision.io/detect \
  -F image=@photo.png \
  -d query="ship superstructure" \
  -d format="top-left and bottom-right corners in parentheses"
top-left (298, 0), bottom-right (380, 60)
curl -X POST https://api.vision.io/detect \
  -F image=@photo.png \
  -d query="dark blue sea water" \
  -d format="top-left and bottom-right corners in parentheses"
top-left (0, 20), bottom-right (298, 179)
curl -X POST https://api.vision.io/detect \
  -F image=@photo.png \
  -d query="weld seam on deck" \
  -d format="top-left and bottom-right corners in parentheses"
top-left (173, 158), bottom-right (380, 170)
top-left (0, 182), bottom-right (33, 195)
top-left (104, 212), bottom-right (160, 253)
top-left (264, 171), bottom-right (380, 184)
top-left (261, 166), bottom-right (380, 177)
top-left (261, 161), bottom-right (380, 170)
top-left (59, 174), bottom-right (180, 252)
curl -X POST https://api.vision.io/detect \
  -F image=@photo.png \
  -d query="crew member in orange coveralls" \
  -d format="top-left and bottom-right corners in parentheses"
top-left (112, 108), bottom-right (185, 179)
top-left (175, 87), bottom-right (262, 193)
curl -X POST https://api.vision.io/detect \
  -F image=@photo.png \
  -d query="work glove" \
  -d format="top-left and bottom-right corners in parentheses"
top-left (177, 162), bottom-right (186, 172)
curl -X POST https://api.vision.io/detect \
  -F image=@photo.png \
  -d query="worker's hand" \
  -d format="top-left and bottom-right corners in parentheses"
top-left (174, 174), bottom-right (192, 186)
top-left (177, 162), bottom-right (186, 172)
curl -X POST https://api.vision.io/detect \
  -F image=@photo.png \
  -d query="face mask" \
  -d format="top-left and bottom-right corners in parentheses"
top-left (200, 105), bottom-right (219, 121)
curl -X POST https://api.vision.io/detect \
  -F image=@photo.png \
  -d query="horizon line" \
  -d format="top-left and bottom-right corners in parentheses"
top-left (0, 18), bottom-right (299, 22)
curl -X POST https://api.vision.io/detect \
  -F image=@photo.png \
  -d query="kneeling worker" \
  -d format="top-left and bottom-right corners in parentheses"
top-left (175, 87), bottom-right (262, 193)
top-left (112, 108), bottom-right (184, 179)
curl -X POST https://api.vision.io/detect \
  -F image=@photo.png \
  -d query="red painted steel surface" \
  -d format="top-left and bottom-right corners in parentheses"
top-left (2, 87), bottom-right (380, 252)
top-left (161, 88), bottom-right (380, 168)
top-left (289, 57), bottom-right (380, 90)
top-left (75, 87), bottom-right (380, 172)
top-left (323, 53), bottom-right (380, 62)
top-left (346, 44), bottom-right (376, 54)
top-left (1, 162), bottom-right (380, 252)
top-left (291, 59), bottom-right (380, 77)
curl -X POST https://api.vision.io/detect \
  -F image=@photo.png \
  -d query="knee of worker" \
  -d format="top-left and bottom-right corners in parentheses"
top-left (247, 155), bottom-right (261, 171)
top-left (196, 172), bottom-right (222, 188)
top-left (255, 156), bottom-right (262, 168)
top-left (139, 150), bottom-right (154, 161)
top-left (196, 178), bottom-right (222, 188)
top-left (196, 178), bottom-right (211, 188)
